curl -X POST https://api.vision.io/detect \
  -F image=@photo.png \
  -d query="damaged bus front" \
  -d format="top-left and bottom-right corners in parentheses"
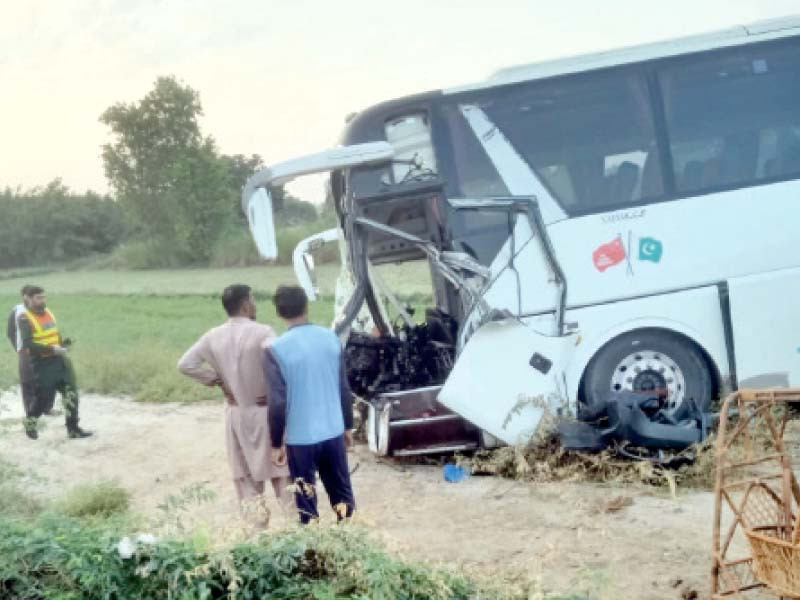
top-left (244, 16), bottom-right (800, 456)
top-left (242, 117), bottom-right (578, 456)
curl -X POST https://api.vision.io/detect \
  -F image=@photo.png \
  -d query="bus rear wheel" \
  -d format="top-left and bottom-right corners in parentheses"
top-left (582, 330), bottom-right (713, 416)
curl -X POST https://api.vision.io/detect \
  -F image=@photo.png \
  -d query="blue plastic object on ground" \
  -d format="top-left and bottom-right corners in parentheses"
top-left (443, 464), bottom-right (468, 483)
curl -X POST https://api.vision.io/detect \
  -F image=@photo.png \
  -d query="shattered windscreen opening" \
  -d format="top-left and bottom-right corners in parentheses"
top-left (345, 260), bottom-right (458, 399)
top-left (446, 207), bottom-right (515, 267)
top-left (348, 111), bottom-right (440, 200)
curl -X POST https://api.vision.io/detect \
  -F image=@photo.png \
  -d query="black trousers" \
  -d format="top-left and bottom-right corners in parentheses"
top-left (287, 435), bottom-right (356, 524)
top-left (30, 356), bottom-right (80, 430)
top-left (18, 352), bottom-right (40, 417)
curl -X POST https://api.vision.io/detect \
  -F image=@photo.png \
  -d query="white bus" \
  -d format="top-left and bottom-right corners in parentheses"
top-left (243, 15), bottom-right (800, 455)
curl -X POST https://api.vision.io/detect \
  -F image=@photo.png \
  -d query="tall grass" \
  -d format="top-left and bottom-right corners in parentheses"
top-left (100, 219), bottom-right (343, 271)
top-left (106, 239), bottom-right (196, 270)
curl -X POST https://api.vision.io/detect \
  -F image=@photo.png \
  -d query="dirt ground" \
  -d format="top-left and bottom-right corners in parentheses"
top-left (0, 390), bottom-right (723, 599)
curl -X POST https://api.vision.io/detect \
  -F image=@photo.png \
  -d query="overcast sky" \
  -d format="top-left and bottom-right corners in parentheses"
top-left (1, 0), bottom-right (797, 203)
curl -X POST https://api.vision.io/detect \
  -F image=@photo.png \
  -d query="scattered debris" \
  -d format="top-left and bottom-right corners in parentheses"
top-left (466, 432), bottom-right (718, 491)
top-left (443, 464), bottom-right (468, 483)
top-left (559, 392), bottom-right (710, 455)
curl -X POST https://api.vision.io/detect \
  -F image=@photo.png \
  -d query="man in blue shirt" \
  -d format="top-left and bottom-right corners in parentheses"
top-left (263, 285), bottom-right (356, 524)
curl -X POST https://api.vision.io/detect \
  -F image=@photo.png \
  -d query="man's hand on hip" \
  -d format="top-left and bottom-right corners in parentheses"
top-left (207, 377), bottom-right (236, 405)
top-left (344, 430), bottom-right (354, 450)
top-left (272, 446), bottom-right (287, 467)
top-left (220, 383), bottom-right (236, 406)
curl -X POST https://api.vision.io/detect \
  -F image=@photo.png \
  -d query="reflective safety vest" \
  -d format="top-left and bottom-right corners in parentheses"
top-left (25, 309), bottom-right (60, 348)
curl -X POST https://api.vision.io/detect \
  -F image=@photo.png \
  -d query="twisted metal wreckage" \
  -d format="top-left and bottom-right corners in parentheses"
top-left (241, 143), bottom-right (712, 462)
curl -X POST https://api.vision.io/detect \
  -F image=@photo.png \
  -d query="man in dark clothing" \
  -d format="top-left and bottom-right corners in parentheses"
top-left (17, 286), bottom-right (92, 440)
top-left (6, 286), bottom-right (41, 428)
top-left (263, 285), bottom-right (356, 524)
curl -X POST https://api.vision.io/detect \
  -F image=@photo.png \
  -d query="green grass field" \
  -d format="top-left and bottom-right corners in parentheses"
top-left (0, 263), bottom-right (431, 296)
top-left (0, 264), bottom-right (431, 402)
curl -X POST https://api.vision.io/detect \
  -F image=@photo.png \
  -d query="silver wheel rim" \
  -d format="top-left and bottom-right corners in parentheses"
top-left (609, 350), bottom-right (686, 413)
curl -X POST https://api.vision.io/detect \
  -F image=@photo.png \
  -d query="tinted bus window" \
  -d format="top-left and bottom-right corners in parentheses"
top-left (436, 103), bottom-right (510, 199)
top-left (659, 39), bottom-right (800, 194)
top-left (467, 70), bottom-right (664, 214)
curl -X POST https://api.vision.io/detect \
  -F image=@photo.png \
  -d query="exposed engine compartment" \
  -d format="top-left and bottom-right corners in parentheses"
top-left (345, 308), bottom-right (458, 399)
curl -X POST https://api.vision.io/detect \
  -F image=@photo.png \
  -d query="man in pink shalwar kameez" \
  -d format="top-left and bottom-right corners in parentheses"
top-left (178, 284), bottom-right (289, 511)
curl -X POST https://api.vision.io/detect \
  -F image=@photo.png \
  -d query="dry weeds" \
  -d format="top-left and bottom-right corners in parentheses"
top-left (464, 407), bottom-right (800, 494)
top-left (464, 432), bottom-right (719, 493)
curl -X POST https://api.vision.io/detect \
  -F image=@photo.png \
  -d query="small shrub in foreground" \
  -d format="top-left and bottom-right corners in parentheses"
top-left (58, 480), bottom-right (131, 519)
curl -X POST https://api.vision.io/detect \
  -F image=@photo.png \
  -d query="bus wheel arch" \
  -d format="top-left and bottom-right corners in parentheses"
top-left (577, 327), bottom-right (721, 416)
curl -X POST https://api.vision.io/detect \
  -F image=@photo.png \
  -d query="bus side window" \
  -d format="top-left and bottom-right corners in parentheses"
top-left (478, 69), bottom-right (664, 215)
top-left (658, 40), bottom-right (800, 194)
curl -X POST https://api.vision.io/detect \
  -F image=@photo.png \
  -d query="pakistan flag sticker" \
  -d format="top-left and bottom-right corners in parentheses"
top-left (638, 237), bottom-right (663, 263)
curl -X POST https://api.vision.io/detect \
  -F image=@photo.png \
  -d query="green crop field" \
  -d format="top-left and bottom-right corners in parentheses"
top-left (0, 264), bottom-right (432, 402)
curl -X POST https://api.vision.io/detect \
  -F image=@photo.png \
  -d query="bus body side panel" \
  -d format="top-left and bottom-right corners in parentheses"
top-left (487, 179), bottom-right (800, 317)
top-left (555, 285), bottom-right (731, 406)
top-left (438, 320), bottom-right (576, 445)
top-left (728, 266), bottom-right (800, 388)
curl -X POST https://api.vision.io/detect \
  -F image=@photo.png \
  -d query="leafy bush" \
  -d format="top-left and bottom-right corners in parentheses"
top-left (58, 481), bottom-right (131, 519)
top-left (105, 238), bottom-right (201, 270)
top-left (275, 198), bottom-right (318, 227)
top-left (0, 513), bottom-right (524, 599)
top-left (0, 181), bottom-right (125, 269)
top-left (209, 229), bottom-right (265, 268)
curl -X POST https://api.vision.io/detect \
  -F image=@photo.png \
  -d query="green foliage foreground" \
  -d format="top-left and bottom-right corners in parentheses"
top-left (0, 181), bottom-right (124, 270)
top-left (0, 512), bottom-right (518, 600)
top-left (0, 473), bottom-right (527, 599)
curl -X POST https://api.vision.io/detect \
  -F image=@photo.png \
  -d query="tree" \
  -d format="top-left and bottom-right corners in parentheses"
top-left (220, 153), bottom-right (263, 223)
top-left (100, 76), bottom-right (232, 262)
top-left (167, 140), bottom-right (234, 259)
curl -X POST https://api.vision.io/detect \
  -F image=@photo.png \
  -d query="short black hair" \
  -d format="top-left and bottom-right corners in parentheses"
top-left (22, 285), bottom-right (43, 297)
top-left (221, 284), bottom-right (252, 316)
top-left (273, 285), bottom-right (308, 319)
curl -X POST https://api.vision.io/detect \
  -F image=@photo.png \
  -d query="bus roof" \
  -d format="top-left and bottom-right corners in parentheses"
top-left (446, 14), bottom-right (800, 94)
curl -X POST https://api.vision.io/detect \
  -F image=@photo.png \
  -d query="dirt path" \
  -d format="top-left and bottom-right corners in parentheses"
top-left (0, 390), bottom-right (716, 599)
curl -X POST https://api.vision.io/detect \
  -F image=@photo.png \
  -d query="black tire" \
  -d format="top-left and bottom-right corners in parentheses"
top-left (583, 329), bottom-right (713, 414)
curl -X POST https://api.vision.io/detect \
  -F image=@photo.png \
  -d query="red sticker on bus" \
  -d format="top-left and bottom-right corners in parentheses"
top-left (593, 236), bottom-right (626, 272)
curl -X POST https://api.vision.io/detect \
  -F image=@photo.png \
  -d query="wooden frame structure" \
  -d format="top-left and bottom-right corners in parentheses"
top-left (711, 389), bottom-right (800, 599)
